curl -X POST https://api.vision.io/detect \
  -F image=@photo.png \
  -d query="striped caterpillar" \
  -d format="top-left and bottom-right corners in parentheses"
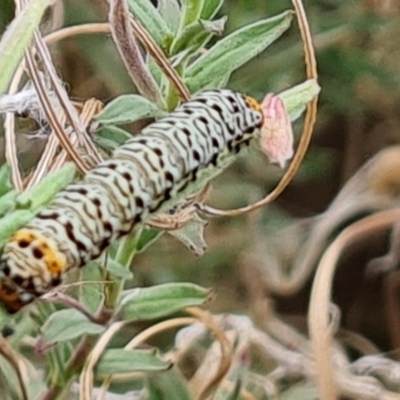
top-left (0, 89), bottom-right (264, 313)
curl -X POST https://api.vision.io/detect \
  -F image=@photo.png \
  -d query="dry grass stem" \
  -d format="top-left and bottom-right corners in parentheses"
top-left (0, 334), bottom-right (29, 400)
top-left (308, 208), bottom-right (400, 399)
top-left (97, 317), bottom-right (197, 400)
top-left (184, 307), bottom-right (233, 400)
top-left (79, 321), bottom-right (127, 400)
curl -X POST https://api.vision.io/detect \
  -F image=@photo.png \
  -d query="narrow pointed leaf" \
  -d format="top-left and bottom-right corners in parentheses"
top-left (180, 0), bottom-right (204, 28)
top-left (120, 283), bottom-right (212, 321)
top-left (158, 0), bottom-right (181, 34)
top-left (16, 163), bottom-right (76, 212)
top-left (96, 349), bottom-right (171, 375)
top-left (279, 79), bottom-right (321, 121)
top-left (0, 190), bottom-right (17, 217)
top-left (0, 164), bottom-right (12, 197)
top-left (185, 11), bottom-right (293, 93)
top-left (95, 125), bottom-right (132, 147)
top-left (201, 0), bottom-right (224, 19)
top-left (0, 210), bottom-right (36, 248)
top-left (41, 309), bottom-right (105, 343)
top-left (0, 0), bottom-right (58, 95)
top-left (95, 94), bottom-right (167, 125)
top-left (127, 0), bottom-right (173, 50)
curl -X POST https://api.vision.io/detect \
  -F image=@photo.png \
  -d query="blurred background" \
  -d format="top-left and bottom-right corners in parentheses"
top-left (1, 0), bottom-right (400, 354)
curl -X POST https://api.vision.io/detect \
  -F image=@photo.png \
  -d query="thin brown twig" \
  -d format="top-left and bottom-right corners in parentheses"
top-left (185, 307), bottom-right (233, 400)
top-left (96, 317), bottom-right (197, 400)
top-left (79, 321), bottom-right (127, 400)
top-left (308, 208), bottom-right (400, 400)
top-left (32, 31), bottom-right (102, 166)
top-left (0, 334), bottom-right (29, 400)
top-left (24, 47), bottom-right (89, 174)
top-left (25, 114), bottom-right (65, 188)
top-left (44, 21), bottom-right (191, 104)
top-left (196, 0), bottom-right (318, 217)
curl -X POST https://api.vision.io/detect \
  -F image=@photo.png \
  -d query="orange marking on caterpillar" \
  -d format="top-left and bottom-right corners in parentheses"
top-left (11, 229), bottom-right (66, 274)
top-left (244, 95), bottom-right (263, 115)
top-left (0, 283), bottom-right (25, 314)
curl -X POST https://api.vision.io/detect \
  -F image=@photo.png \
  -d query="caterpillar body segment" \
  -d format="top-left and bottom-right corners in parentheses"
top-left (0, 89), bottom-right (264, 313)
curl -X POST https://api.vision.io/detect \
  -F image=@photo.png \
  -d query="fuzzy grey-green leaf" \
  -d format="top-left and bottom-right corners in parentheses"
top-left (201, 0), bottom-right (224, 19)
top-left (0, 210), bottom-right (36, 248)
top-left (96, 349), bottom-right (170, 375)
top-left (0, 164), bottom-right (12, 197)
top-left (95, 94), bottom-right (167, 125)
top-left (185, 10), bottom-right (293, 94)
top-left (41, 309), bottom-right (105, 343)
top-left (279, 79), bottom-right (321, 121)
top-left (127, 0), bottom-right (173, 50)
top-left (121, 283), bottom-right (211, 321)
top-left (0, 0), bottom-right (58, 95)
top-left (15, 163), bottom-right (76, 212)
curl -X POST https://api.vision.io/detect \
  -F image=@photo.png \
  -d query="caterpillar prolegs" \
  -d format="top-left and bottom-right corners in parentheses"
top-left (0, 89), bottom-right (264, 313)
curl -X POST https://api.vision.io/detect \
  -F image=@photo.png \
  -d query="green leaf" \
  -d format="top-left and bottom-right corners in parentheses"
top-left (79, 262), bottom-right (105, 314)
top-left (137, 228), bottom-right (163, 253)
top-left (168, 213), bottom-right (207, 256)
top-left (106, 259), bottom-right (134, 280)
top-left (95, 125), bottom-right (132, 147)
top-left (158, 0), bottom-right (181, 34)
top-left (127, 0), bottom-right (173, 51)
top-left (95, 94), bottom-right (167, 125)
top-left (170, 16), bottom-right (227, 56)
top-left (0, 164), bottom-right (12, 197)
top-left (146, 369), bottom-right (192, 400)
top-left (0, 210), bottom-right (36, 248)
top-left (279, 79), bottom-right (321, 121)
top-left (0, 0), bottom-right (58, 95)
top-left (185, 10), bottom-right (293, 94)
top-left (41, 309), bottom-right (105, 343)
top-left (120, 283), bottom-right (211, 321)
top-left (180, 0), bottom-right (204, 28)
top-left (15, 163), bottom-right (76, 212)
top-left (96, 349), bottom-right (171, 375)
top-left (0, 190), bottom-right (17, 217)
top-left (201, 0), bottom-right (224, 19)
top-left (92, 134), bottom-right (121, 152)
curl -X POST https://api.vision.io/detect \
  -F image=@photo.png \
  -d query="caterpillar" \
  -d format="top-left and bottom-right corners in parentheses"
top-left (0, 89), bottom-right (264, 313)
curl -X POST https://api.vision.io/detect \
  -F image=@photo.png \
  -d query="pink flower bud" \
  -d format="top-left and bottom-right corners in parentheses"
top-left (259, 94), bottom-right (294, 168)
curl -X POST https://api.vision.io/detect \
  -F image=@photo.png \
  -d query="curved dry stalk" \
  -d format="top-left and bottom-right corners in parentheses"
top-left (4, 58), bottom-right (26, 190)
top-left (24, 49), bottom-right (89, 174)
top-left (32, 31), bottom-right (102, 166)
top-left (44, 20), bottom-right (191, 103)
top-left (50, 99), bottom-right (103, 172)
top-left (0, 334), bottom-right (29, 400)
top-left (185, 307), bottom-right (233, 400)
top-left (308, 208), bottom-right (400, 400)
top-left (96, 317), bottom-right (197, 400)
top-left (25, 114), bottom-right (66, 189)
top-left (44, 23), bottom-right (111, 44)
top-left (79, 321), bottom-right (127, 400)
top-left (148, 205), bottom-right (197, 230)
top-left (197, 0), bottom-right (318, 217)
